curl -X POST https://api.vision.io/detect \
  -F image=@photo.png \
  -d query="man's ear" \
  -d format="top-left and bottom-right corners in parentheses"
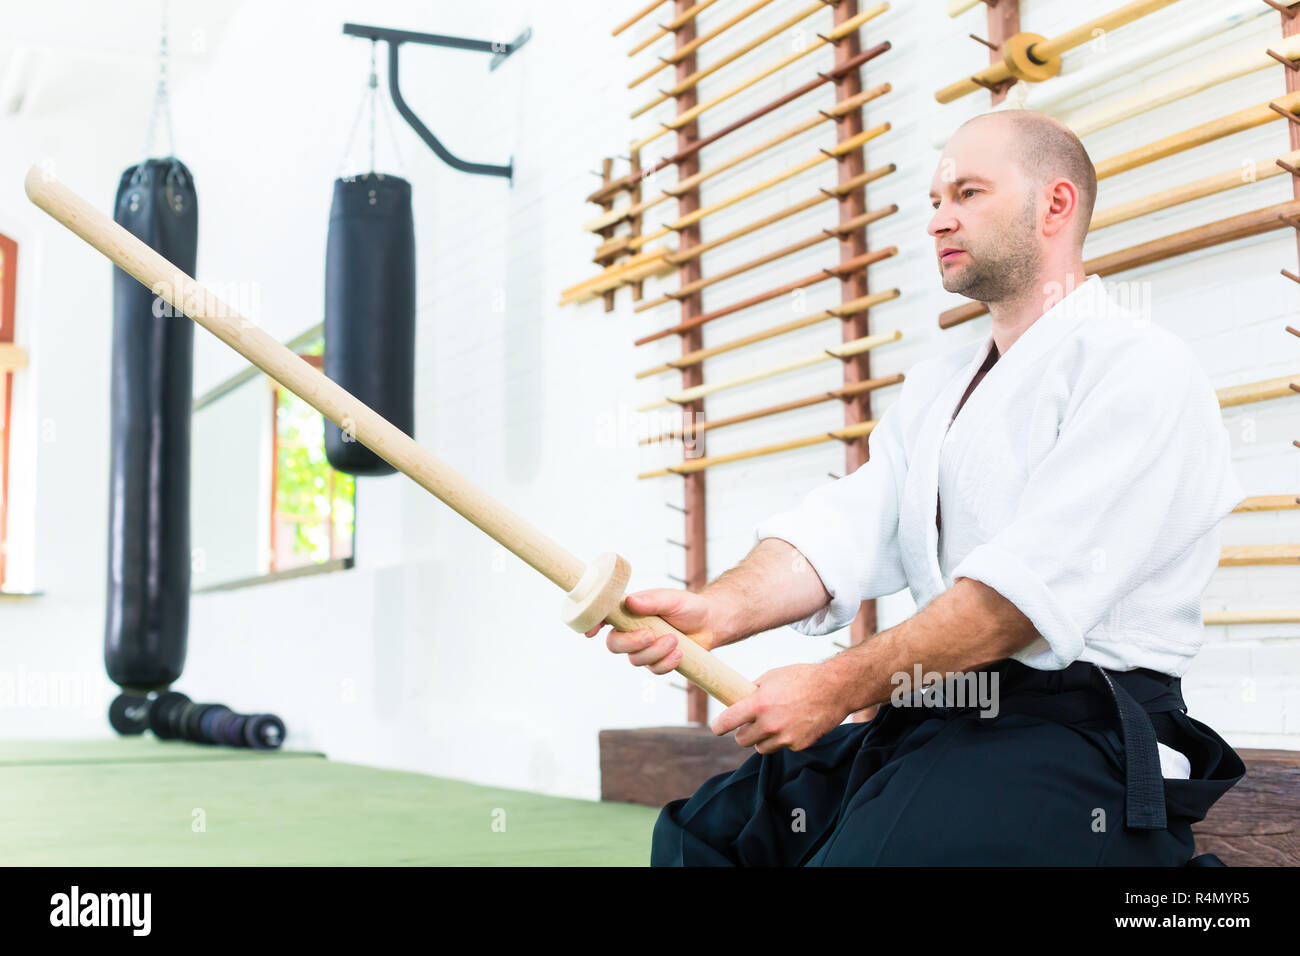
top-left (1040, 177), bottom-right (1079, 239)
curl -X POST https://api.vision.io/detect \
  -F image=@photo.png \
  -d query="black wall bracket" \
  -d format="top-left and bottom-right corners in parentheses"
top-left (342, 22), bottom-right (531, 182)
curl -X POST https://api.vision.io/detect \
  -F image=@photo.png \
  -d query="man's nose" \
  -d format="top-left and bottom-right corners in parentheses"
top-left (927, 205), bottom-right (956, 238)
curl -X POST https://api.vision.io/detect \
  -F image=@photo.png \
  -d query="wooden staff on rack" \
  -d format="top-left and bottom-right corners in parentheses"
top-left (935, 0), bottom-right (1186, 104)
top-left (1066, 33), bottom-right (1300, 138)
top-left (588, 41), bottom-right (890, 205)
top-left (624, 122), bottom-right (890, 254)
top-left (1204, 610), bottom-right (1300, 624)
top-left (664, 165), bottom-right (896, 268)
top-left (994, 1), bottom-right (1297, 120)
top-left (1220, 545), bottom-right (1300, 565)
top-left (638, 289), bottom-right (901, 378)
top-left (626, 0), bottom-right (721, 57)
top-left (1095, 91), bottom-right (1300, 180)
top-left (24, 167), bottom-right (758, 707)
top-left (1090, 150), bottom-right (1300, 231)
top-left (940, 198), bottom-right (1300, 328)
top-left (558, 246), bottom-right (678, 306)
top-left (632, 1), bottom-right (831, 117)
top-left (1208, 496), bottom-right (1300, 607)
top-left (589, 83), bottom-right (891, 233)
top-left (642, 373), bottom-right (904, 443)
top-left (1233, 494), bottom-right (1300, 512)
top-left (638, 329), bottom-right (901, 411)
top-left (635, 206), bottom-right (897, 312)
top-left (639, 419), bottom-right (880, 479)
top-left (614, 0), bottom-right (671, 37)
top-left (631, 3), bottom-right (888, 152)
top-left (0, 343), bottom-right (27, 373)
top-left (560, 128), bottom-right (891, 306)
top-left (1217, 373), bottom-right (1300, 407)
top-left (629, 0), bottom-right (778, 88)
top-left (636, 247), bottom-right (894, 346)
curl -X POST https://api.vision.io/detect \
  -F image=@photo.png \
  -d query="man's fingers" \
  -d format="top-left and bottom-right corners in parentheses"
top-left (710, 698), bottom-right (757, 737)
top-left (602, 625), bottom-right (684, 674)
top-left (624, 588), bottom-right (687, 617)
top-left (644, 647), bottom-right (683, 675)
top-left (627, 635), bottom-right (678, 669)
top-left (606, 628), bottom-right (658, 655)
top-left (734, 722), bottom-right (776, 751)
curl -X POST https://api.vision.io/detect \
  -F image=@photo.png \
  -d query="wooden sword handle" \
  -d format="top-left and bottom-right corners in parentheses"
top-left (24, 165), bottom-right (758, 707)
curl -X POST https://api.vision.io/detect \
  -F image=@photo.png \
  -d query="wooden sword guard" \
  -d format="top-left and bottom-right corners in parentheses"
top-left (560, 552), bottom-right (632, 634)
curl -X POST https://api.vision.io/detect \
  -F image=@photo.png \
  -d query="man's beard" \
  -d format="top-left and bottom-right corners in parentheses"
top-left (939, 197), bottom-right (1043, 303)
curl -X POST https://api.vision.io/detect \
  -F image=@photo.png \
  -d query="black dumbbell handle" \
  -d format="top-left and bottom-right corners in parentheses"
top-left (111, 692), bottom-right (285, 749)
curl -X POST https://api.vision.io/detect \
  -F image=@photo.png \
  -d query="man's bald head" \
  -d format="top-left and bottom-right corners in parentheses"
top-left (958, 110), bottom-right (1097, 245)
top-left (928, 109), bottom-right (1095, 303)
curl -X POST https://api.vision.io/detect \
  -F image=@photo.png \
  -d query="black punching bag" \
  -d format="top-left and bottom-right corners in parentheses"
top-left (324, 173), bottom-right (416, 475)
top-left (104, 158), bottom-right (197, 691)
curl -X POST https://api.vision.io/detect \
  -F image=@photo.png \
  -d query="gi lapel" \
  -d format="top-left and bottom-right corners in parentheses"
top-left (912, 342), bottom-right (994, 597)
top-left (914, 275), bottom-right (1106, 596)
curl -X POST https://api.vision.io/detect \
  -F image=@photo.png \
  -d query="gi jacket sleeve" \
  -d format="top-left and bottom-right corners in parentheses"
top-left (753, 400), bottom-right (909, 636)
top-left (950, 342), bottom-right (1245, 668)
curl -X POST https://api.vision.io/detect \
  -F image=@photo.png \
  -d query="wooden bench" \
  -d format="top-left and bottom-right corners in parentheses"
top-left (600, 728), bottom-right (1300, 865)
top-left (1190, 749), bottom-right (1300, 866)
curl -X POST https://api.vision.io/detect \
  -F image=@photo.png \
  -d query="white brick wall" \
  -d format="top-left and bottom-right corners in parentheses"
top-left (0, 0), bottom-right (1295, 798)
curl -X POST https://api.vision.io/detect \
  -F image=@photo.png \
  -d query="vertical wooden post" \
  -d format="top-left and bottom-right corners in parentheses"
top-left (831, 1), bottom-right (878, 719)
top-left (598, 158), bottom-right (619, 313)
top-left (984, 0), bottom-right (1020, 106)
top-left (1281, 5), bottom-right (1300, 267)
top-left (673, 0), bottom-right (709, 725)
top-left (629, 150), bottom-right (646, 304)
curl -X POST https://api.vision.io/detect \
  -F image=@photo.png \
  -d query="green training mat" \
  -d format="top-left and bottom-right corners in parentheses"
top-left (0, 739), bottom-right (658, 866)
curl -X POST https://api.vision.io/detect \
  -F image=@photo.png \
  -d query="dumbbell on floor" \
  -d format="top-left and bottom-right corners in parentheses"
top-left (108, 690), bottom-right (286, 750)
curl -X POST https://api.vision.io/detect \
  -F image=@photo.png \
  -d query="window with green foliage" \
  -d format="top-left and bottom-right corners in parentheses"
top-left (271, 336), bottom-right (355, 571)
top-left (0, 235), bottom-right (15, 590)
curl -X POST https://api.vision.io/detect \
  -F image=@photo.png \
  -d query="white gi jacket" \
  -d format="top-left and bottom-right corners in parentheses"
top-left (754, 274), bottom-right (1245, 682)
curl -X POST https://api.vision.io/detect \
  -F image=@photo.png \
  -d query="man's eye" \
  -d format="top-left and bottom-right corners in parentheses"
top-left (961, 188), bottom-right (977, 199)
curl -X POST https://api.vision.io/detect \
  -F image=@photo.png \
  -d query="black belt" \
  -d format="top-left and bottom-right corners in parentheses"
top-left (1094, 666), bottom-right (1172, 830)
top-left (886, 658), bottom-right (1180, 831)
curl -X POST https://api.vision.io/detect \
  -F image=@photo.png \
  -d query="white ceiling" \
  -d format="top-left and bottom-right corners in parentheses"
top-left (0, 0), bottom-right (242, 117)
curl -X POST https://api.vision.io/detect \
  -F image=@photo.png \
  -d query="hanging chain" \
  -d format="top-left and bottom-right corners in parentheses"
top-left (339, 41), bottom-right (377, 178)
top-left (375, 53), bottom-right (405, 175)
top-left (141, 0), bottom-right (175, 160)
top-left (339, 41), bottom-right (405, 179)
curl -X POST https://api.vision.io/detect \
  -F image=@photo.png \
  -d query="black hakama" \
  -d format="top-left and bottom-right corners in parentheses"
top-left (650, 658), bottom-right (1244, 866)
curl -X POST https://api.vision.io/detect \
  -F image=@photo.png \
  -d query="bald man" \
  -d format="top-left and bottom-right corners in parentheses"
top-left (588, 110), bottom-right (1247, 866)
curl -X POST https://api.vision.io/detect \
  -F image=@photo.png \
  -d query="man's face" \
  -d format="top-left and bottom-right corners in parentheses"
top-left (927, 121), bottom-right (1044, 303)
